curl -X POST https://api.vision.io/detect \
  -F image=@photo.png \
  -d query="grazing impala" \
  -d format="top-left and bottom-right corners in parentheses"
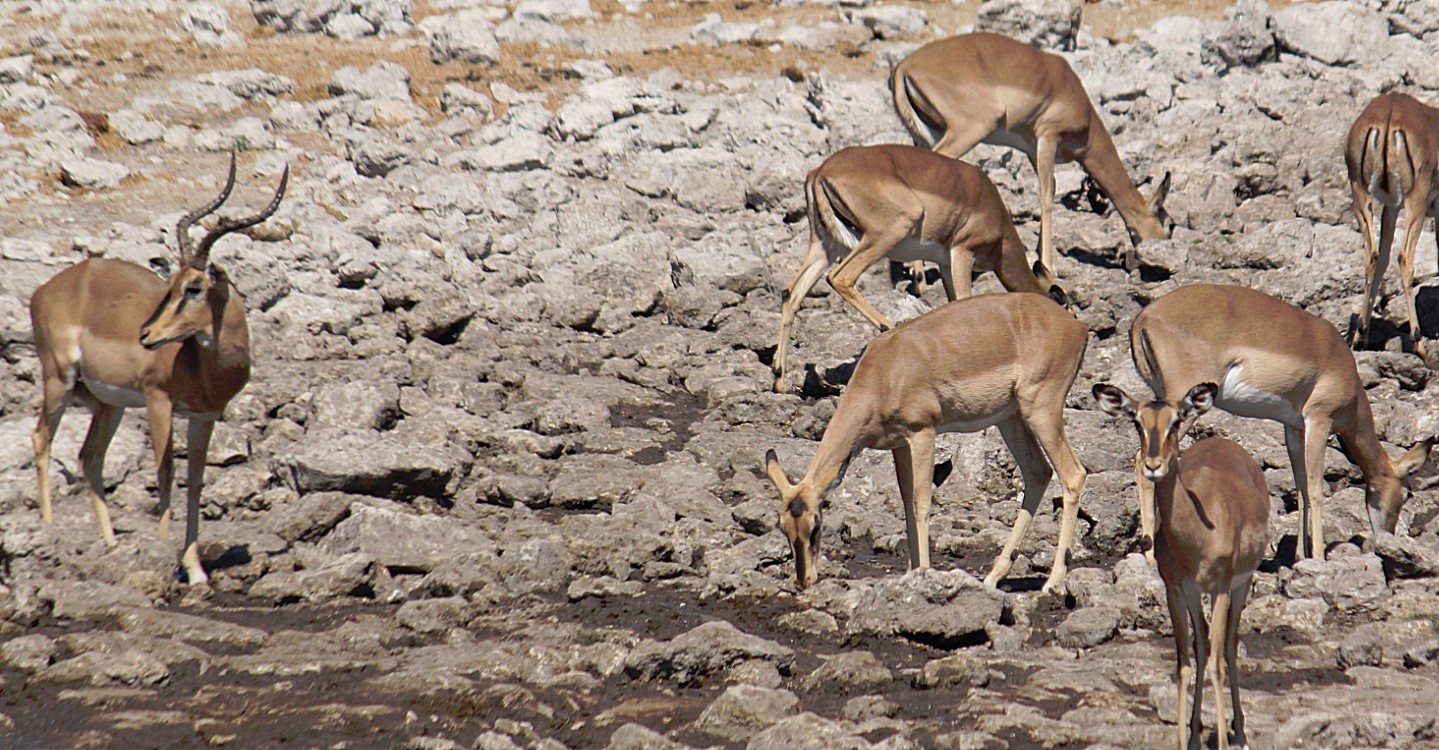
top-left (765, 292), bottom-right (1087, 593)
top-left (1129, 284), bottom-right (1432, 562)
top-left (1094, 382), bottom-right (1267, 750)
top-left (1345, 92), bottom-right (1439, 358)
top-left (890, 31), bottom-right (1171, 273)
top-left (30, 152), bottom-right (287, 585)
top-left (774, 144), bottom-right (1063, 392)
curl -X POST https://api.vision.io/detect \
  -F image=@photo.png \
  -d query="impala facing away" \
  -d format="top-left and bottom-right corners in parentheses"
top-left (1095, 382), bottom-right (1267, 750)
top-left (890, 31), bottom-right (1171, 273)
top-left (1346, 92), bottom-right (1439, 358)
top-left (30, 153), bottom-right (287, 586)
top-left (1129, 284), bottom-right (1432, 562)
top-left (774, 144), bottom-right (1062, 392)
top-left (765, 292), bottom-right (1087, 593)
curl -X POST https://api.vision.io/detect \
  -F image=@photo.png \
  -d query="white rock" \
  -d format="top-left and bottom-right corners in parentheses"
top-left (109, 109), bottom-right (164, 145)
top-left (329, 62), bottom-right (412, 101)
top-left (421, 11), bottom-right (502, 65)
top-left (0, 55), bottom-right (34, 84)
top-left (850, 6), bottom-right (928, 39)
top-left (1273, 1), bottom-right (1389, 66)
top-left (514, 0), bottom-right (592, 22)
top-left (59, 157), bottom-right (130, 189)
top-left (180, 3), bottom-right (242, 47)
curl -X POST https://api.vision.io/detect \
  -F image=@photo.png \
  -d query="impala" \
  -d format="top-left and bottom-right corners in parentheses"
top-left (1095, 382), bottom-right (1267, 750)
top-left (890, 31), bottom-right (1171, 273)
top-left (765, 292), bottom-right (1087, 593)
top-left (774, 144), bottom-right (1063, 392)
top-left (30, 152), bottom-right (287, 586)
top-left (1345, 92), bottom-right (1439, 358)
top-left (1128, 284), bottom-right (1432, 562)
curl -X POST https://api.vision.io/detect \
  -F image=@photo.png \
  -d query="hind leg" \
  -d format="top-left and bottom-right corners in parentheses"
top-left (78, 404), bottom-right (124, 544)
top-left (32, 364), bottom-right (74, 526)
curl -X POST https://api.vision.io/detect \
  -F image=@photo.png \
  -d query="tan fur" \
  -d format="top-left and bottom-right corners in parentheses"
top-left (766, 293), bottom-right (1088, 593)
top-left (29, 154), bottom-right (284, 586)
top-left (775, 144), bottom-right (1060, 391)
top-left (890, 32), bottom-right (1171, 273)
top-left (1094, 383), bottom-right (1268, 750)
top-left (1129, 284), bottom-right (1432, 562)
top-left (1344, 93), bottom-right (1439, 358)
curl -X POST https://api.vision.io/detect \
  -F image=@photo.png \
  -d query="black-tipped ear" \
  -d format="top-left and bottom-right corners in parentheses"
top-left (1046, 284), bottom-right (1069, 309)
top-left (1181, 382), bottom-right (1217, 419)
top-left (1093, 383), bottom-right (1137, 419)
top-left (1395, 436), bottom-right (1435, 478)
top-left (765, 449), bottom-right (791, 491)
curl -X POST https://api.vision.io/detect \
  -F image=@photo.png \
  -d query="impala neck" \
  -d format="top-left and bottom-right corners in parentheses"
top-left (1077, 109), bottom-right (1166, 242)
top-left (1338, 399), bottom-right (1406, 516)
top-left (202, 269), bottom-right (251, 376)
top-left (1151, 464), bottom-right (1202, 543)
top-left (994, 223), bottom-right (1050, 294)
top-left (805, 393), bottom-right (876, 493)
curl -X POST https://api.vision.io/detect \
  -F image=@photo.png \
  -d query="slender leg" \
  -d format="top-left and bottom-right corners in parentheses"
top-left (1358, 203), bottom-right (1399, 349)
top-left (78, 404), bottom-right (124, 545)
top-left (1025, 404), bottom-right (1087, 593)
top-left (931, 119), bottom-right (999, 163)
top-left (892, 432), bottom-right (936, 572)
top-left (827, 235), bottom-right (905, 331)
top-left (939, 244), bottom-right (975, 302)
top-left (1283, 424), bottom-right (1311, 559)
top-left (183, 419), bottom-right (214, 585)
top-left (775, 239), bottom-right (830, 391)
top-left (986, 416), bottom-right (1053, 588)
top-left (1302, 416), bottom-right (1333, 559)
top-left (1166, 585), bottom-right (1191, 750)
top-left (1136, 448), bottom-right (1157, 566)
top-left (1186, 592), bottom-right (1209, 750)
top-left (32, 377), bottom-right (70, 526)
top-left (1034, 134), bottom-right (1060, 275)
top-left (145, 394), bottom-right (176, 540)
top-left (1398, 193), bottom-right (1427, 357)
top-left (1210, 590), bottom-right (1232, 750)
top-left (1349, 182), bottom-right (1379, 347)
top-left (1227, 577), bottom-right (1252, 750)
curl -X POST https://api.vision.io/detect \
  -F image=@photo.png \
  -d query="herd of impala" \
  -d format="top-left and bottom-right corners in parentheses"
top-left (16, 25), bottom-right (1439, 750)
top-left (765, 32), bottom-right (1437, 750)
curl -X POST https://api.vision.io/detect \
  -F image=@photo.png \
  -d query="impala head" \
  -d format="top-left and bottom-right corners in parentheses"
top-left (1127, 171), bottom-right (1174, 245)
top-left (1094, 382), bottom-right (1216, 481)
top-left (1367, 436), bottom-right (1435, 534)
top-left (139, 152), bottom-right (288, 351)
top-left (765, 449), bottom-right (844, 589)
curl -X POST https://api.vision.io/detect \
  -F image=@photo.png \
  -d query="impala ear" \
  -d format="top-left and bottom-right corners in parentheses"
top-left (1093, 384), bottom-right (1136, 419)
top-left (1181, 382), bottom-right (1217, 420)
top-left (764, 449), bottom-right (792, 491)
top-left (1148, 172), bottom-right (1174, 234)
top-left (1395, 437), bottom-right (1435, 479)
top-left (1046, 284), bottom-right (1069, 309)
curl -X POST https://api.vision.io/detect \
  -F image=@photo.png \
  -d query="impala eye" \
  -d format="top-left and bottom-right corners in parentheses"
top-left (184, 286), bottom-right (203, 297)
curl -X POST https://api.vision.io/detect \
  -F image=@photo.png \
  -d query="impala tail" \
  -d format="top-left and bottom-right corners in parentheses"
top-left (890, 69), bottom-right (944, 148)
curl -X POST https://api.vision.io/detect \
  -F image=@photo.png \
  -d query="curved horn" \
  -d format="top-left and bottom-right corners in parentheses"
top-left (191, 164), bottom-right (290, 268)
top-left (177, 150), bottom-right (238, 268)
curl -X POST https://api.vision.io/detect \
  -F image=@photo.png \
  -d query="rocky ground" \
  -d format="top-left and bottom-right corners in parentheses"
top-left (2, 0), bottom-right (1439, 747)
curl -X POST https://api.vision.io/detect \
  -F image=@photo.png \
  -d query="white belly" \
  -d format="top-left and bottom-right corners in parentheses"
top-left (937, 402), bottom-right (1015, 435)
top-left (81, 377), bottom-right (147, 409)
top-left (1219, 365), bottom-right (1301, 428)
top-left (888, 236), bottom-right (946, 264)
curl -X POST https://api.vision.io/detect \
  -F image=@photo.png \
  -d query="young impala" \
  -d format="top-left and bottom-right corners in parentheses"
top-left (1128, 284), bottom-right (1432, 562)
top-left (30, 152), bottom-right (287, 585)
top-left (890, 31), bottom-right (1171, 273)
top-left (775, 144), bottom-right (1062, 392)
top-left (1345, 92), bottom-right (1439, 358)
top-left (766, 292), bottom-right (1087, 593)
top-left (1095, 382), bottom-right (1268, 750)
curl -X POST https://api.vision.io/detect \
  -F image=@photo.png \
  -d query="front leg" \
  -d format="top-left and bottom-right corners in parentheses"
top-left (145, 393), bottom-right (176, 540)
top-left (893, 430), bottom-right (936, 571)
top-left (183, 418), bottom-right (215, 586)
top-left (1034, 133), bottom-right (1059, 276)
